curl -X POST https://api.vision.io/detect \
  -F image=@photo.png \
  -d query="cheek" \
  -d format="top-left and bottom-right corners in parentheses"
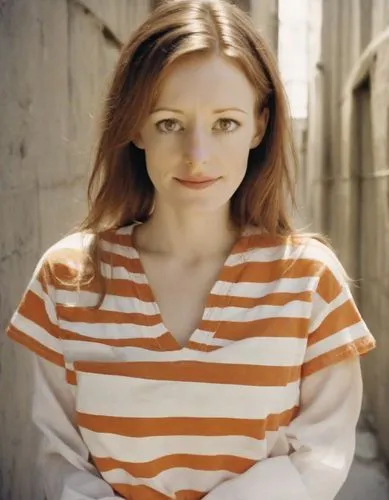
top-left (221, 136), bottom-right (251, 169)
top-left (144, 133), bottom-right (181, 162)
top-left (222, 126), bottom-right (254, 151)
top-left (143, 142), bottom-right (179, 186)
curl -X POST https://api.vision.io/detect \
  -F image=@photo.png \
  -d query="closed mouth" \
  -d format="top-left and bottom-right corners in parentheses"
top-left (174, 177), bottom-right (220, 190)
top-left (175, 177), bottom-right (219, 183)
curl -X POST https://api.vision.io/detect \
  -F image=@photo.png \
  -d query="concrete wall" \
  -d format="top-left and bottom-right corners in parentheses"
top-left (303, 0), bottom-right (325, 231)
top-left (306, 0), bottom-right (389, 459)
top-left (0, 1), bottom-right (150, 498)
top-left (250, 0), bottom-right (278, 54)
top-left (292, 118), bottom-right (308, 229)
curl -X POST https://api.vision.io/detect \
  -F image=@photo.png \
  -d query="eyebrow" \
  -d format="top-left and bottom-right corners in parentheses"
top-left (151, 107), bottom-right (248, 115)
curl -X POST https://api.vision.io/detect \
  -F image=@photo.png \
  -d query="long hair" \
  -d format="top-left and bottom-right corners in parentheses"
top-left (75, 0), bottom-right (301, 299)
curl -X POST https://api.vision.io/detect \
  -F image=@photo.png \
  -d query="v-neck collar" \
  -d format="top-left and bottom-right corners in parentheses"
top-left (121, 222), bottom-right (253, 352)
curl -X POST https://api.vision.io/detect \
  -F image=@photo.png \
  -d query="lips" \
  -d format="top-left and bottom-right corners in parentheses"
top-left (177, 177), bottom-right (216, 183)
top-left (175, 177), bottom-right (220, 190)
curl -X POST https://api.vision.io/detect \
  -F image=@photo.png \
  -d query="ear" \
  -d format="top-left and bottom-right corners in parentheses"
top-left (250, 107), bottom-right (269, 149)
top-left (132, 132), bottom-right (145, 150)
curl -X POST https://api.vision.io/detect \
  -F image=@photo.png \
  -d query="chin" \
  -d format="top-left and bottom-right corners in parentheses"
top-left (172, 196), bottom-right (230, 214)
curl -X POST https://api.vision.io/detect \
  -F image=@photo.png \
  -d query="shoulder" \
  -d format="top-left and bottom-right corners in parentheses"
top-left (31, 232), bottom-right (97, 289)
top-left (40, 226), bottom-right (129, 265)
top-left (40, 232), bottom-right (94, 269)
top-left (286, 234), bottom-right (351, 301)
top-left (36, 227), bottom-right (131, 285)
top-left (289, 235), bottom-right (349, 284)
top-left (245, 228), bottom-right (348, 283)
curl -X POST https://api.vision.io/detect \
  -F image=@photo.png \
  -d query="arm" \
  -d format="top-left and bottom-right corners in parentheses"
top-left (204, 357), bottom-right (362, 500)
top-left (33, 355), bottom-right (121, 500)
top-left (6, 248), bottom-right (121, 499)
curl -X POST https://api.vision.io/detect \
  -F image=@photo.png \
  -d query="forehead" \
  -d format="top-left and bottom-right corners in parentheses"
top-left (154, 54), bottom-right (257, 110)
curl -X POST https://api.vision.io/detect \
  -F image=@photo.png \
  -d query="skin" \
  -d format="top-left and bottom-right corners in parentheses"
top-left (131, 54), bottom-right (269, 345)
top-left (134, 53), bottom-right (269, 262)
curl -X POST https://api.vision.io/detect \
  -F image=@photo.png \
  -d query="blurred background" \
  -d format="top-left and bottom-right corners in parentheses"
top-left (0, 0), bottom-right (388, 498)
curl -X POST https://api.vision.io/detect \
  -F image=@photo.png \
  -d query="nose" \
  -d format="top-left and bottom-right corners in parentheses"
top-left (184, 125), bottom-right (210, 172)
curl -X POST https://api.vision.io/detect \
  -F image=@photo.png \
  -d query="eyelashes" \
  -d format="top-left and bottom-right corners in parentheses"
top-left (156, 119), bottom-right (182, 134)
top-left (155, 118), bottom-right (241, 135)
top-left (214, 118), bottom-right (240, 134)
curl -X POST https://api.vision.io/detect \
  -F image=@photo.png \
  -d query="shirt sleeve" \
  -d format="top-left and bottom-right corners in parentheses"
top-left (34, 356), bottom-right (120, 500)
top-left (6, 255), bottom-right (66, 367)
top-left (302, 250), bottom-right (375, 377)
top-left (7, 256), bottom-right (120, 499)
top-left (203, 357), bottom-right (363, 500)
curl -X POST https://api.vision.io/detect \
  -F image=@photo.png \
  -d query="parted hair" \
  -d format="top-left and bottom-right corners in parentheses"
top-left (73, 0), bottom-right (301, 298)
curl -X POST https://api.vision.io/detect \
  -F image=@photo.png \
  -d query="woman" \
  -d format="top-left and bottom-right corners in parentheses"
top-left (7, 0), bottom-right (375, 499)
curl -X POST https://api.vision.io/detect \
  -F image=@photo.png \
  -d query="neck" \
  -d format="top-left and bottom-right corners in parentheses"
top-left (134, 204), bottom-right (240, 262)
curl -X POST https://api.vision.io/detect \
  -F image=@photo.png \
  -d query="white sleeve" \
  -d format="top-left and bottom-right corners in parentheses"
top-left (204, 358), bottom-right (362, 500)
top-left (32, 355), bottom-right (121, 500)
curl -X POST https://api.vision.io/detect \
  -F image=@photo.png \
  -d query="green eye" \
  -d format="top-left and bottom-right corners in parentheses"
top-left (214, 118), bottom-right (240, 133)
top-left (156, 119), bottom-right (182, 133)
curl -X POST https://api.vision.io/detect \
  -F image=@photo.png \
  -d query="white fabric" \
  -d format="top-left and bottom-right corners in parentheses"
top-left (204, 357), bottom-right (362, 500)
top-left (33, 354), bottom-right (362, 500)
top-left (33, 356), bottom-right (121, 500)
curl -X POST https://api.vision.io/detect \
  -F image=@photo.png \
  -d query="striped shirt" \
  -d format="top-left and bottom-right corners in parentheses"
top-left (7, 223), bottom-right (375, 500)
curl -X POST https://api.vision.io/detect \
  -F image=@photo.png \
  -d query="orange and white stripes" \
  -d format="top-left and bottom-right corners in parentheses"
top-left (7, 224), bottom-right (375, 499)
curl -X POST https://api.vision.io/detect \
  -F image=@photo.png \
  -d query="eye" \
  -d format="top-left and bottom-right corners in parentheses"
top-left (156, 119), bottom-right (183, 134)
top-left (214, 118), bottom-right (240, 133)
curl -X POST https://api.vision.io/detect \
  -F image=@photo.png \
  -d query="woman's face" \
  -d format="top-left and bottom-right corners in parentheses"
top-left (135, 54), bottom-right (268, 215)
